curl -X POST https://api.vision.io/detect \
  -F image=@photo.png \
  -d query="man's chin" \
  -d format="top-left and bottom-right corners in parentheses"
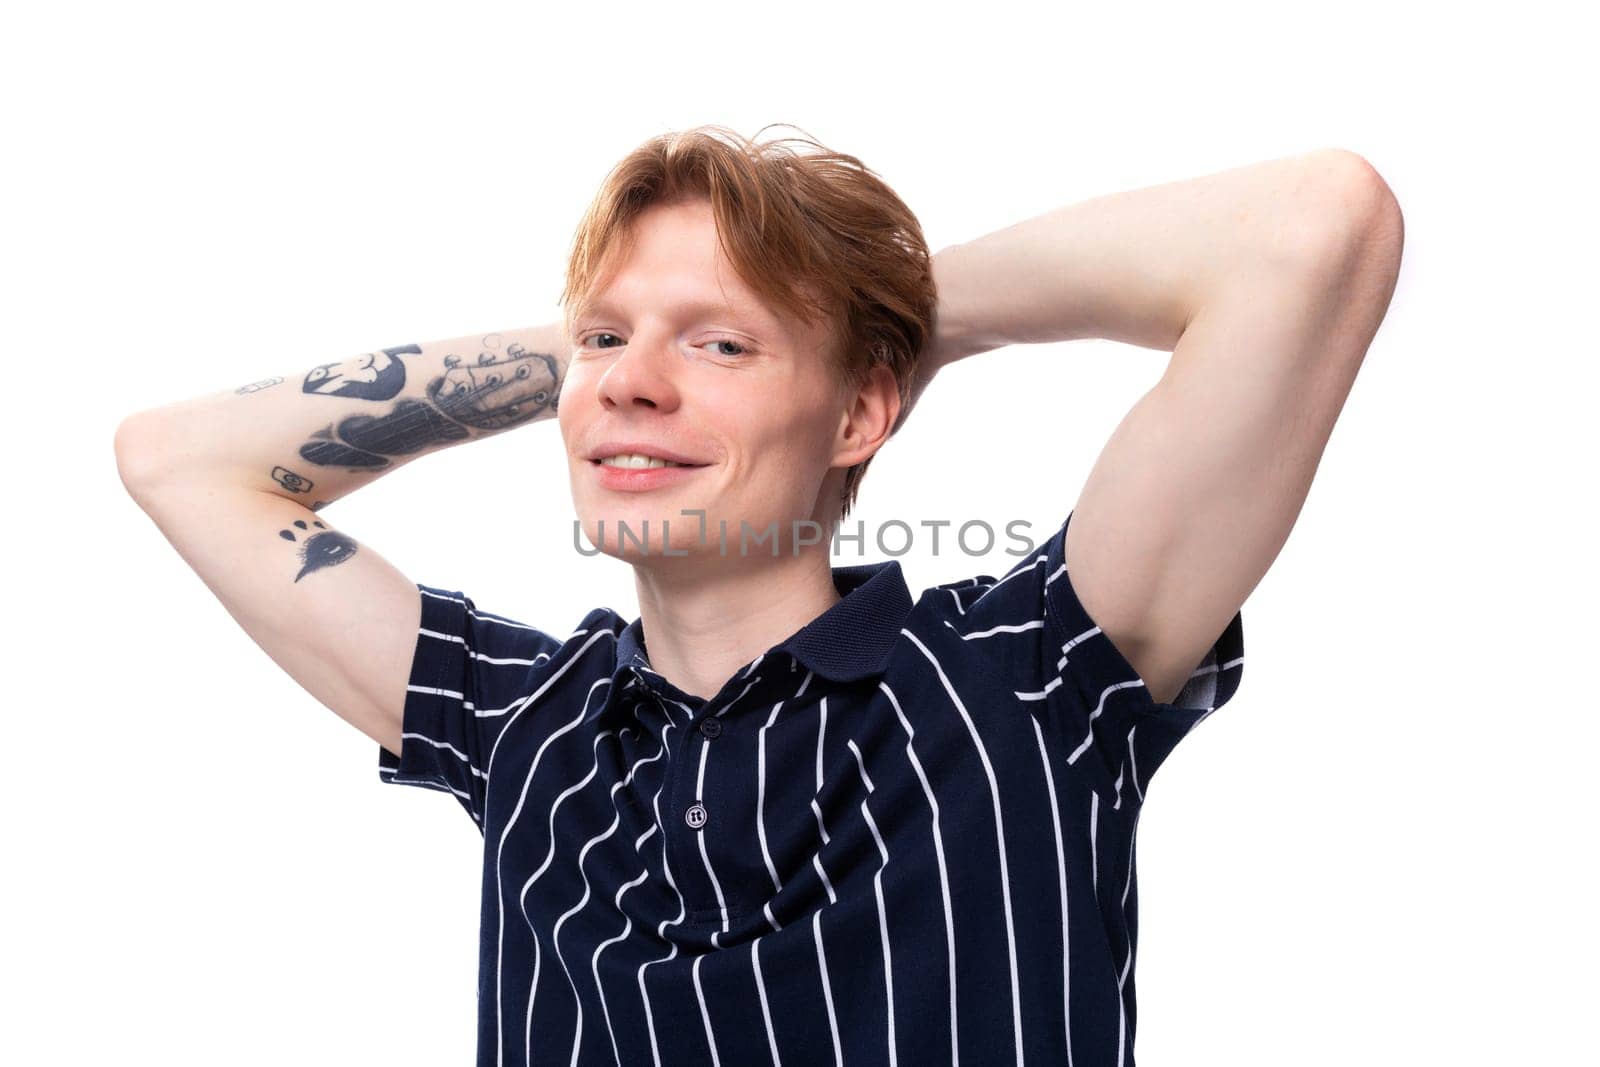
top-left (608, 543), bottom-right (715, 566)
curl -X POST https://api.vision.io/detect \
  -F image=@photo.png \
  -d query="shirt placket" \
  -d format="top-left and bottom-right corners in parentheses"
top-left (645, 657), bottom-right (775, 941)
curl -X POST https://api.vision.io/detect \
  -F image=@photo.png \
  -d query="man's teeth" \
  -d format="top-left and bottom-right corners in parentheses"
top-left (599, 453), bottom-right (690, 469)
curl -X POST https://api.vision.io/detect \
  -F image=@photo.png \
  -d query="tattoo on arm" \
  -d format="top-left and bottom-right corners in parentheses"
top-left (293, 334), bottom-right (564, 471)
top-left (298, 399), bottom-right (472, 468)
top-left (302, 344), bottom-right (421, 400)
top-left (279, 518), bottom-right (358, 582)
top-left (272, 466), bottom-right (314, 494)
top-left (432, 340), bottom-right (561, 431)
top-left (235, 377), bottom-right (283, 394)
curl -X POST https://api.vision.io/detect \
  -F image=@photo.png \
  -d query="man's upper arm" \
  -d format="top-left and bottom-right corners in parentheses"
top-left (1064, 189), bottom-right (1394, 704)
top-left (118, 444), bottom-right (420, 756)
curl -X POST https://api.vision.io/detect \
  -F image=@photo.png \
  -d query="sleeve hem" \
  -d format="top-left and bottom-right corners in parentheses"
top-left (1042, 512), bottom-right (1245, 719)
top-left (1039, 511), bottom-right (1245, 806)
top-left (376, 583), bottom-right (468, 784)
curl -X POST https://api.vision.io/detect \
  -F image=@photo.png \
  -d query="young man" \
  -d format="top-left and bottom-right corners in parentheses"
top-left (114, 128), bottom-right (1401, 1066)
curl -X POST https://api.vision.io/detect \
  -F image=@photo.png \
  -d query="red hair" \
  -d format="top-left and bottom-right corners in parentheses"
top-left (558, 123), bottom-right (938, 520)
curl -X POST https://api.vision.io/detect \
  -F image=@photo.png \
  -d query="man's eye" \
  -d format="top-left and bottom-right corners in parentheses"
top-left (704, 338), bottom-right (749, 357)
top-left (579, 333), bottom-right (750, 357)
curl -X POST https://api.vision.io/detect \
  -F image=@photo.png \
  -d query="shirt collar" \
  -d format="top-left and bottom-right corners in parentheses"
top-left (612, 558), bottom-right (915, 689)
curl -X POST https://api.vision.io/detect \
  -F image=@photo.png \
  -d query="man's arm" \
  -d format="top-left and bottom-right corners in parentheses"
top-left (113, 322), bottom-right (572, 756)
top-left (115, 323), bottom-right (571, 508)
top-left (925, 149), bottom-right (1403, 703)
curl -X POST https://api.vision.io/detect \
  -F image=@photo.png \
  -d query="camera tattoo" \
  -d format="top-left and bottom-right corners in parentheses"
top-left (293, 335), bottom-right (563, 471)
top-left (271, 466), bottom-right (314, 494)
top-left (279, 518), bottom-right (358, 582)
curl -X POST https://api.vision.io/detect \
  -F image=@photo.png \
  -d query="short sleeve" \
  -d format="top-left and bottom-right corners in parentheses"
top-left (1016, 510), bottom-right (1245, 808)
top-left (377, 584), bottom-right (564, 830)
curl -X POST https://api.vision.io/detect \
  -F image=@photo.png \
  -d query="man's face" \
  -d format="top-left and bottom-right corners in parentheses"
top-left (559, 198), bottom-right (859, 566)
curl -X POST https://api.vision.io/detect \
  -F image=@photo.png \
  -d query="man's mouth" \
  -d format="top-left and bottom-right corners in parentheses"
top-left (594, 453), bottom-right (709, 470)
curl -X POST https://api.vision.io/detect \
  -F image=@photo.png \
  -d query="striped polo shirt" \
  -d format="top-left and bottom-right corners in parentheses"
top-left (377, 508), bottom-right (1245, 1066)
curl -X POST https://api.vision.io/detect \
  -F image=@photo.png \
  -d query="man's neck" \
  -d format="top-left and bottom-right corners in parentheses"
top-left (630, 546), bottom-right (842, 702)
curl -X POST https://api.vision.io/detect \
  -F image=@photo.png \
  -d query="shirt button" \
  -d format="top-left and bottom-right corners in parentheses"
top-left (698, 717), bottom-right (722, 739)
top-left (685, 802), bottom-right (708, 829)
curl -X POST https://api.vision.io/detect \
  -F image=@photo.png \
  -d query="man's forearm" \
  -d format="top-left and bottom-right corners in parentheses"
top-left (116, 322), bottom-right (571, 508)
top-left (927, 148), bottom-right (1383, 360)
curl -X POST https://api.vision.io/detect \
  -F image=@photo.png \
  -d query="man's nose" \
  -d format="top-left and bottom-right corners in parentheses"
top-left (597, 330), bottom-right (682, 412)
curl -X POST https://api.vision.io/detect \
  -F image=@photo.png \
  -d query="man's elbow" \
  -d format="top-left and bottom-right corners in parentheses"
top-left (1299, 149), bottom-right (1405, 276)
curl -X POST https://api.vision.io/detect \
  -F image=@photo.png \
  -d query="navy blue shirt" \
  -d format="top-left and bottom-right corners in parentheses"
top-left (378, 509), bottom-right (1244, 1066)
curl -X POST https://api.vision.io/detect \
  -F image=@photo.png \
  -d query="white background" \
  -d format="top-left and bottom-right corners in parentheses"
top-left (6, 1), bottom-right (1595, 1063)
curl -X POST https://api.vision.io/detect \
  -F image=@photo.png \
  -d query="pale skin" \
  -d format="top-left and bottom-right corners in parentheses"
top-left (570, 148), bottom-right (1403, 705)
top-left (560, 197), bottom-right (895, 700)
top-left (112, 148), bottom-right (1402, 758)
top-left (928, 147), bottom-right (1402, 703)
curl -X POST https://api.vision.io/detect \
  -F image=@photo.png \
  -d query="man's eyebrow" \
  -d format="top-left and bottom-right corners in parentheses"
top-left (580, 296), bottom-right (781, 333)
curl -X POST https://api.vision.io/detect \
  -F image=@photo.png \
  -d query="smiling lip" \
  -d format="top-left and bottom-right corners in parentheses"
top-left (591, 461), bottom-right (703, 493)
top-left (587, 442), bottom-right (709, 466)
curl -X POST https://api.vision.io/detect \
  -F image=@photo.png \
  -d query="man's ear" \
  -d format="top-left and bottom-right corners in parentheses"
top-left (833, 363), bottom-right (901, 468)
